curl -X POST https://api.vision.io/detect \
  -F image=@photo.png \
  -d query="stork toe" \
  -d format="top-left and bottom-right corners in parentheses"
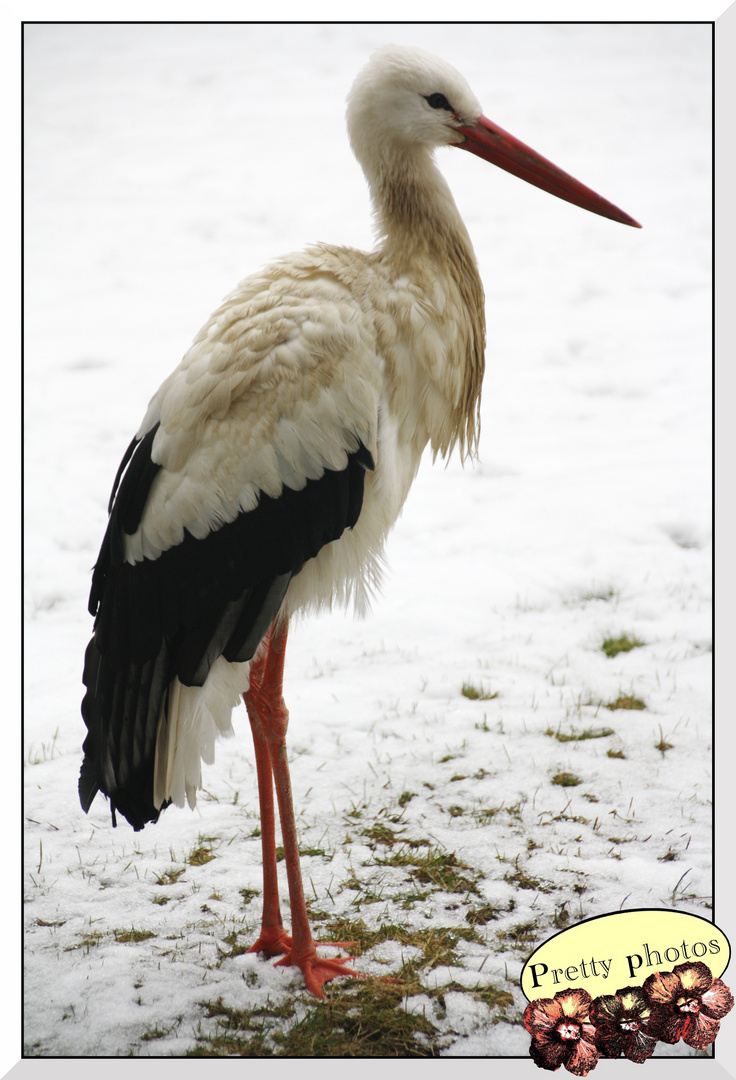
top-left (247, 926), bottom-right (293, 958)
top-left (275, 946), bottom-right (359, 998)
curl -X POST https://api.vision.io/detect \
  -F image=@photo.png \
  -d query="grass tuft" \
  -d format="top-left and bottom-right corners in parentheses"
top-left (376, 845), bottom-right (481, 896)
top-left (154, 867), bottom-right (186, 886)
top-left (217, 930), bottom-right (253, 962)
top-left (546, 726), bottom-right (615, 742)
top-left (362, 823), bottom-right (402, 848)
top-left (461, 682), bottom-right (498, 701)
top-left (465, 904), bottom-right (502, 926)
top-left (430, 980), bottom-right (514, 1019)
top-left (503, 865), bottom-right (554, 893)
top-left (187, 842), bottom-right (216, 867)
top-left (551, 772), bottom-right (582, 787)
top-left (322, 919), bottom-right (484, 976)
top-left (606, 695), bottom-right (645, 711)
top-left (497, 921), bottom-right (539, 948)
top-left (602, 635), bottom-right (645, 658)
top-left (274, 979), bottom-right (440, 1057)
top-left (64, 931), bottom-right (105, 952)
top-left (655, 726), bottom-right (674, 754)
top-left (114, 928), bottom-right (156, 944)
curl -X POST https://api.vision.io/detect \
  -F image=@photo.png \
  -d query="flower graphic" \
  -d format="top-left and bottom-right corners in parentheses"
top-left (524, 988), bottom-right (600, 1075)
top-left (591, 985), bottom-right (661, 1062)
top-left (643, 961), bottom-right (734, 1050)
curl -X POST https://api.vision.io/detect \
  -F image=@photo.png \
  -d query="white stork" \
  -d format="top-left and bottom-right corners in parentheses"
top-left (80, 45), bottom-right (639, 997)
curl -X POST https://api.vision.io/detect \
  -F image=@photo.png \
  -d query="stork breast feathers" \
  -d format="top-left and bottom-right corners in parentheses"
top-left (125, 253), bottom-right (383, 565)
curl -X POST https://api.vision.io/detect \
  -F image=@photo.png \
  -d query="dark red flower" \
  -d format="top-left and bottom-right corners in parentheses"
top-left (524, 988), bottom-right (600, 1075)
top-left (591, 985), bottom-right (661, 1063)
top-left (644, 961), bottom-right (734, 1050)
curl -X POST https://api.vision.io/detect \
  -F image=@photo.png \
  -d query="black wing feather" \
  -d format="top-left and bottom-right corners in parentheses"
top-left (80, 428), bottom-right (374, 831)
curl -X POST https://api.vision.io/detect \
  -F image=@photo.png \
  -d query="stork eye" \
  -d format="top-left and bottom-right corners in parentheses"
top-left (424, 92), bottom-right (453, 111)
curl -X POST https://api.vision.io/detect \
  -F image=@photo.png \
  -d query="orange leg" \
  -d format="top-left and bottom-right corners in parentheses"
top-left (244, 617), bottom-right (358, 997)
top-left (244, 645), bottom-right (291, 957)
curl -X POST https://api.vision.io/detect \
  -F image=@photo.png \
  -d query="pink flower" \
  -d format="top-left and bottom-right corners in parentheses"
top-left (591, 986), bottom-right (660, 1062)
top-left (644, 961), bottom-right (734, 1050)
top-left (524, 988), bottom-right (600, 1075)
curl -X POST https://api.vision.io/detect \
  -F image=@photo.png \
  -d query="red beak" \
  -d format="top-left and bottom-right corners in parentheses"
top-left (456, 115), bottom-right (641, 228)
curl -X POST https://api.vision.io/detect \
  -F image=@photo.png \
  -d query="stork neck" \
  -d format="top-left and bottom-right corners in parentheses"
top-left (370, 149), bottom-right (474, 272)
top-left (365, 148), bottom-right (486, 462)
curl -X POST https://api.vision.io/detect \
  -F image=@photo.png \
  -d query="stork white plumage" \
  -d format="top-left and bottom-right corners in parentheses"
top-left (80, 45), bottom-right (640, 997)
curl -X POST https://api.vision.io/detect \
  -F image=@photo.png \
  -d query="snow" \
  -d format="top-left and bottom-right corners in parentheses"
top-left (22, 21), bottom-right (719, 1068)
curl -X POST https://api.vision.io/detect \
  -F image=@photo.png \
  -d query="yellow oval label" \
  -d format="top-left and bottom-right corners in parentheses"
top-left (521, 909), bottom-right (730, 1001)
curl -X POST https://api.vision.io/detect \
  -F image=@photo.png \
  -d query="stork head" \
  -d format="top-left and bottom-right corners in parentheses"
top-left (347, 44), bottom-right (483, 158)
top-left (347, 44), bottom-right (640, 228)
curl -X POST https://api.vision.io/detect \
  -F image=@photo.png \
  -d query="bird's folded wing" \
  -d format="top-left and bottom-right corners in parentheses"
top-left (80, 255), bottom-right (380, 828)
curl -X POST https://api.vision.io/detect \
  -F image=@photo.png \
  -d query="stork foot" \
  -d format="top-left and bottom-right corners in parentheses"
top-left (248, 926), bottom-right (293, 958)
top-left (275, 945), bottom-right (359, 998)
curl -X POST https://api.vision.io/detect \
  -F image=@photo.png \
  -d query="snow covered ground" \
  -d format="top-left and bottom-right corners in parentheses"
top-left (23, 21), bottom-right (718, 1065)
